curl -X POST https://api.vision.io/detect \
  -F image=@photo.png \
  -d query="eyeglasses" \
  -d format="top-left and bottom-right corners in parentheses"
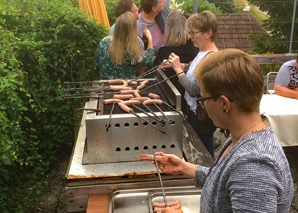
top-left (197, 94), bottom-right (233, 109)
top-left (197, 95), bottom-right (221, 109)
top-left (188, 30), bottom-right (202, 38)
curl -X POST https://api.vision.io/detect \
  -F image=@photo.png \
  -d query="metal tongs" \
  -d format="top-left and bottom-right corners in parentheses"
top-left (152, 150), bottom-right (168, 207)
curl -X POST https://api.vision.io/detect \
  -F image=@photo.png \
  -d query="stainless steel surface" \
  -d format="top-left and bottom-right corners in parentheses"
top-left (153, 152), bottom-right (167, 207)
top-left (156, 69), bottom-right (181, 111)
top-left (148, 189), bottom-right (201, 213)
top-left (85, 111), bottom-right (183, 164)
top-left (67, 105), bottom-right (160, 179)
top-left (84, 76), bottom-right (184, 164)
top-left (110, 186), bottom-right (201, 213)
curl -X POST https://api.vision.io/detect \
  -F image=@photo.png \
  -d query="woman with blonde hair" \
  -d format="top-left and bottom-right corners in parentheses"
top-left (95, 12), bottom-right (154, 79)
top-left (154, 10), bottom-right (199, 114)
top-left (139, 49), bottom-right (293, 213)
top-left (160, 10), bottom-right (218, 158)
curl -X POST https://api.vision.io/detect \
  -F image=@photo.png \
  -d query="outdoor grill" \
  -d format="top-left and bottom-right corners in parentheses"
top-left (83, 69), bottom-right (185, 164)
top-left (65, 69), bottom-right (214, 213)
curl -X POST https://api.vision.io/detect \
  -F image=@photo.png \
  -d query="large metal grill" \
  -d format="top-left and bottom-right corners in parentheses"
top-left (83, 69), bottom-right (185, 164)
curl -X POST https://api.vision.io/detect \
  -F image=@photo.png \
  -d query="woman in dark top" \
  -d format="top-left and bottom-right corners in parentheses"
top-left (154, 10), bottom-right (199, 113)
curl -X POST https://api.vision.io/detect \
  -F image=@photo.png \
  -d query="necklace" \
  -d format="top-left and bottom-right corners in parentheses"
top-left (236, 120), bottom-right (262, 142)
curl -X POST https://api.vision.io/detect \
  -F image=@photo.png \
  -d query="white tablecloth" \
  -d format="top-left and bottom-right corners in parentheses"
top-left (260, 94), bottom-right (298, 147)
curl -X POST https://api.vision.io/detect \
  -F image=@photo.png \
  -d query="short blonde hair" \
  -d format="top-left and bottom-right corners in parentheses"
top-left (187, 10), bottom-right (218, 42)
top-left (194, 48), bottom-right (264, 112)
top-left (108, 12), bottom-right (141, 64)
top-left (163, 10), bottom-right (188, 47)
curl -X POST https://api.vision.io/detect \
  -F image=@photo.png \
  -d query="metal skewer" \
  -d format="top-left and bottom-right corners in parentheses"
top-left (131, 104), bottom-right (163, 124)
top-left (131, 111), bottom-right (166, 134)
top-left (152, 150), bottom-right (167, 207)
top-left (141, 103), bottom-right (166, 126)
top-left (63, 81), bottom-right (102, 84)
top-left (105, 102), bottom-right (116, 132)
top-left (127, 60), bottom-right (168, 83)
top-left (153, 102), bottom-right (174, 124)
top-left (161, 100), bottom-right (188, 120)
top-left (139, 70), bottom-right (185, 93)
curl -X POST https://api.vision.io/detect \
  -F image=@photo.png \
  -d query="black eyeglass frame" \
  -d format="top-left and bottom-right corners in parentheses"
top-left (197, 94), bottom-right (233, 109)
top-left (188, 30), bottom-right (202, 38)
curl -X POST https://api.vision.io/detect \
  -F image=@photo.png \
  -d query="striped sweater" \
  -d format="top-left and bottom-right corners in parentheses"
top-left (195, 127), bottom-right (293, 212)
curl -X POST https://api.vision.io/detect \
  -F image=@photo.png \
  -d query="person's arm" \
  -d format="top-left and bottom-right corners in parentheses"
top-left (137, 152), bottom-right (197, 178)
top-left (137, 26), bottom-right (154, 67)
top-left (274, 84), bottom-right (298, 99)
top-left (178, 77), bottom-right (200, 97)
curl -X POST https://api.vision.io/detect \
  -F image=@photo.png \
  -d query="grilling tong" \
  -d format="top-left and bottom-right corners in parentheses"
top-left (153, 151), bottom-right (168, 208)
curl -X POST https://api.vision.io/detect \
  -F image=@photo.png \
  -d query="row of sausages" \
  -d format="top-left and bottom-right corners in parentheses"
top-left (108, 79), bottom-right (149, 91)
top-left (104, 79), bottom-right (161, 113)
top-left (103, 92), bottom-right (162, 113)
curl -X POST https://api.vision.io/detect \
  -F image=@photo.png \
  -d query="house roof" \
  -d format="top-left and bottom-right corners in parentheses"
top-left (214, 14), bottom-right (267, 52)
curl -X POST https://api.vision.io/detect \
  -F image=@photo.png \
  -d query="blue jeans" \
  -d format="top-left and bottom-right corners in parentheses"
top-left (188, 109), bottom-right (214, 158)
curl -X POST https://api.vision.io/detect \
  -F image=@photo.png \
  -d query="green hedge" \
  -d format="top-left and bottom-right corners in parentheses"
top-left (0, 0), bottom-right (107, 211)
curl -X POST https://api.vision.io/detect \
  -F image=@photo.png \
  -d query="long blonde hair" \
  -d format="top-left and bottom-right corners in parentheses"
top-left (108, 12), bottom-right (141, 64)
top-left (164, 10), bottom-right (188, 46)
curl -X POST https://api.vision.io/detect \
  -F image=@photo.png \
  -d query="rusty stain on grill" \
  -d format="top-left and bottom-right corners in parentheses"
top-left (67, 170), bottom-right (157, 179)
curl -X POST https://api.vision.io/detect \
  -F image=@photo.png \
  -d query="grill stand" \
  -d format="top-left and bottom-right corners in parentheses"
top-left (65, 105), bottom-right (214, 212)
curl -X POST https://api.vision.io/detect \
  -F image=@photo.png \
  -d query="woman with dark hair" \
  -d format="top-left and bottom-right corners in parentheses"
top-left (95, 12), bottom-right (154, 79)
top-left (139, 49), bottom-right (294, 213)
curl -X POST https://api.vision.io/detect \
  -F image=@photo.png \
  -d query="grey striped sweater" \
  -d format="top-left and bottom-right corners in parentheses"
top-left (195, 127), bottom-right (293, 212)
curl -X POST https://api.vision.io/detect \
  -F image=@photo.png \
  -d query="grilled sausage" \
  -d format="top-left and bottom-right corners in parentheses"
top-left (103, 99), bottom-right (123, 104)
top-left (120, 89), bottom-right (138, 94)
top-left (122, 80), bottom-right (128, 87)
top-left (118, 103), bottom-right (133, 113)
top-left (153, 201), bottom-right (181, 213)
top-left (152, 200), bottom-right (181, 207)
top-left (143, 99), bottom-right (163, 105)
top-left (134, 90), bottom-right (141, 98)
top-left (130, 97), bottom-right (151, 101)
top-left (110, 85), bottom-right (133, 91)
top-left (121, 100), bottom-right (141, 105)
top-left (107, 79), bottom-right (123, 84)
top-left (148, 93), bottom-right (160, 99)
top-left (136, 84), bottom-right (145, 90)
top-left (113, 94), bottom-right (134, 100)
top-left (128, 80), bottom-right (138, 85)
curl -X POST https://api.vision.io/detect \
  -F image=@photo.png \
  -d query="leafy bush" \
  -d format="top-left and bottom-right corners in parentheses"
top-left (174, 0), bottom-right (221, 14)
top-left (0, 0), bottom-right (107, 211)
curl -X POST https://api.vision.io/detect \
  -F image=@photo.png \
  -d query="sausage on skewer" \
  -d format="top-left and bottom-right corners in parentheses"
top-left (148, 93), bottom-right (160, 99)
top-left (110, 85), bottom-right (133, 91)
top-left (113, 94), bottom-right (134, 100)
top-left (143, 99), bottom-right (163, 105)
top-left (103, 99), bottom-right (123, 104)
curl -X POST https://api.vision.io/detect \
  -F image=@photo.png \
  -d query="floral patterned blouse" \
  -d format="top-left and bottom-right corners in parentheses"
top-left (95, 37), bottom-right (154, 80)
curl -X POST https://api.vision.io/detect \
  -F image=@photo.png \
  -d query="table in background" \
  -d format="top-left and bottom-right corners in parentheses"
top-left (260, 94), bottom-right (298, 147)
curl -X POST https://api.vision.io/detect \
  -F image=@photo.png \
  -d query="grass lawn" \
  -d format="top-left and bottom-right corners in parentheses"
top-left (234, 0), bottom-right (269, 24)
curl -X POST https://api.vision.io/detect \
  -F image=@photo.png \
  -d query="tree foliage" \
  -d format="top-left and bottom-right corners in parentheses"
top-left (248, 0), bottom-right (298, 53)
top-left (208, 0), bottom-right (234, 13)
top-left (0, 0), bottom-right (107, 211)
top-left (175, 0), bottom-right (222, 14)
